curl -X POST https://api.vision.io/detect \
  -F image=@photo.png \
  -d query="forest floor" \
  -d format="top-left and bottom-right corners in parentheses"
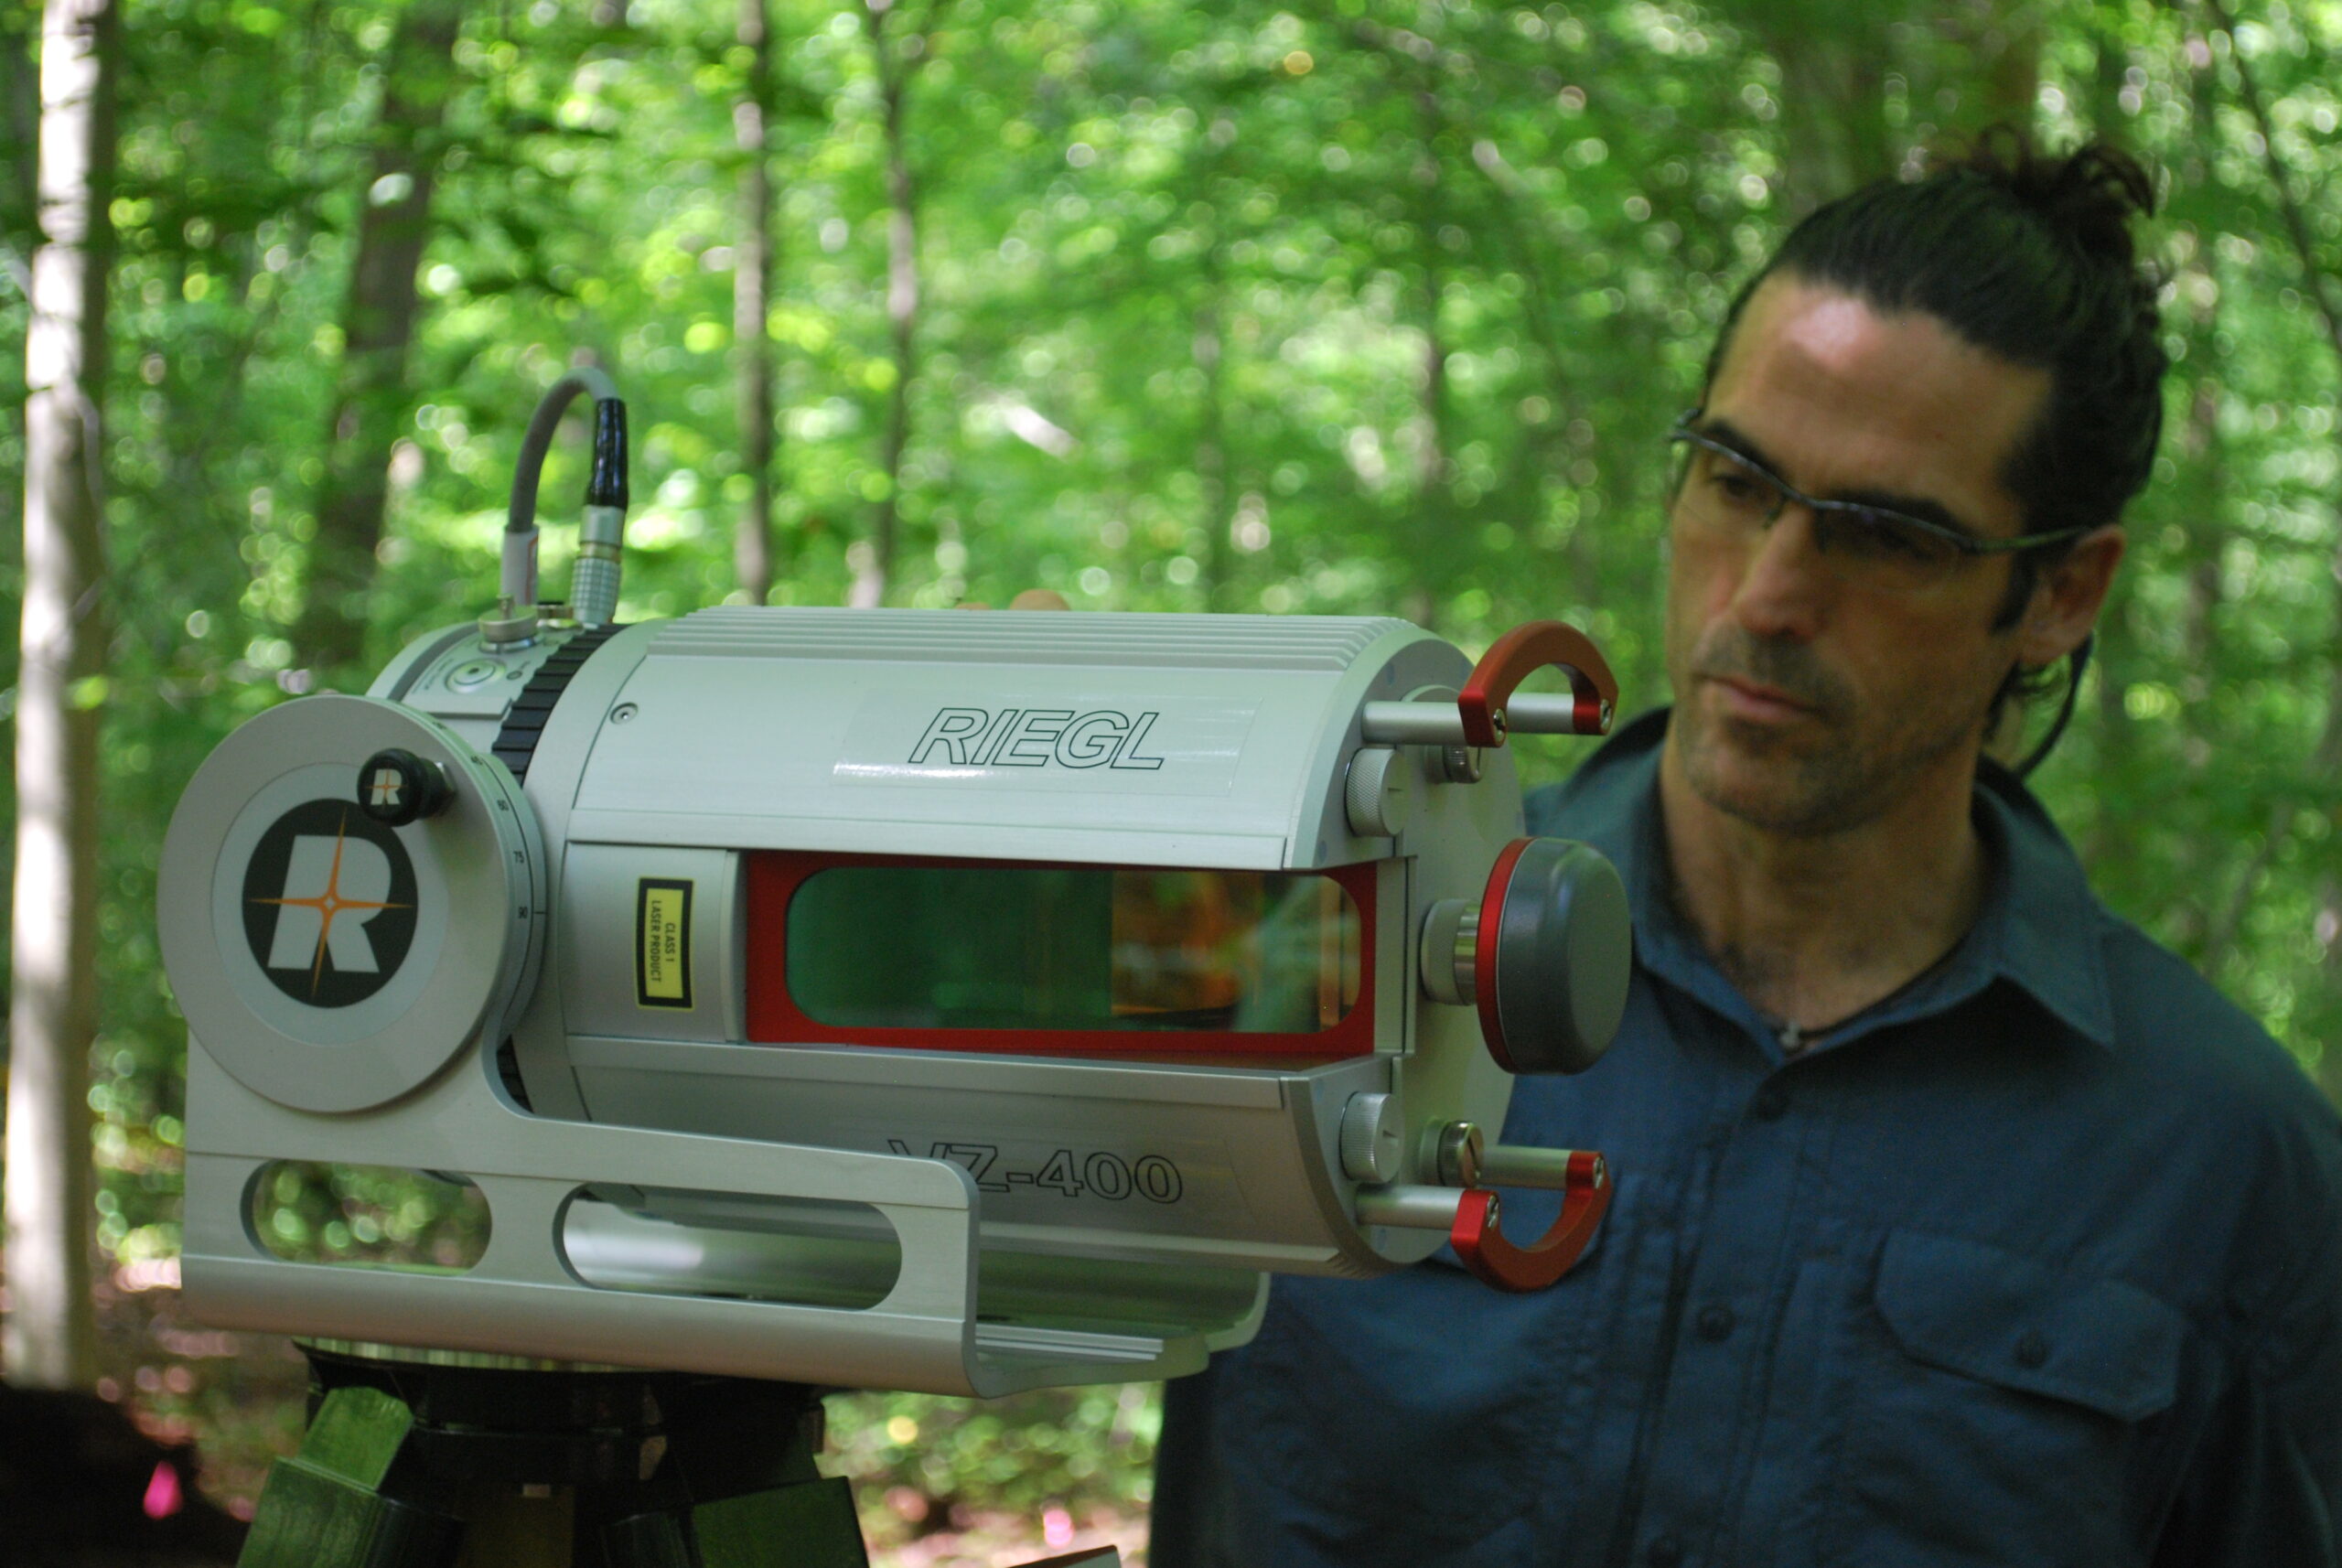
top-left (859, 1506), bottom-right (1146, 1567)
top-left (93, 1261), bottom-right (308, 1520)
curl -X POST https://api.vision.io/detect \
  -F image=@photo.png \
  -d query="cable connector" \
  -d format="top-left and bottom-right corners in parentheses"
top-left (502, 368), bottom-right (632, 631)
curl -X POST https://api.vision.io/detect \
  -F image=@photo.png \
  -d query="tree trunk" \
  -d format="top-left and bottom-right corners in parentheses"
top-left (1408, 296), bottom-right (1447, 635)
top-left (5, 0), bottom-right (117, 1392)
top-left (862, 133), bottom-right (913, 607)
top-left (2082, 14), bottom-right (2128, 137)
top-left (1402, 79), bottom-right (1450, 634)
top-left (1192, 242), bottom-right (1227, 612)
top-left (294, 0), bottom-right (461, 675)
top-left (858, 41), bottom-right (915, 609)
top-left (1179, 109), bottom-right (1236, 611)
top-left (733, 0), bottom-right (778, 605)
top-left (1754, 0), bottom-right (1896, 217)
top-left (854, 0), bottom-right (946, 609)
top-left (1964, 0), bottom-right (2039, 131)
top-left (1, 11), bottom-right (36, 245)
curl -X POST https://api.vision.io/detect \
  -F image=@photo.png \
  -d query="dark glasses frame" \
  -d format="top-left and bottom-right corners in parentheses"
top-left (1666, 413), bottom-right (2095, 568)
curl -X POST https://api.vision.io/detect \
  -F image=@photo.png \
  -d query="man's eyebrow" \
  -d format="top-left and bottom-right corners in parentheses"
top-left (1832, 486), bottom-right (1977, 540)
top-left (1690, 416), bottom-right (1786, 479)
top-left (1691, 415), bottom-right (1981, 541)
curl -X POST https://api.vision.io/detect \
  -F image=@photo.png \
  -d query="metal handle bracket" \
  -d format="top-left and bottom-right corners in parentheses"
top-left (1456, 620), bottom-right (1618, 746)
top-left (1359, 619), bottom-right (1618, 749)
top-left (1450, 1150), bottom-right (1612, 1293)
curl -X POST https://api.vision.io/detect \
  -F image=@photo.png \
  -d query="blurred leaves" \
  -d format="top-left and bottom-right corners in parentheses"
top-left (827, 1383), bottom-right (1160, 1553)
top-left (244, 1163), bottom-right (490, 1271)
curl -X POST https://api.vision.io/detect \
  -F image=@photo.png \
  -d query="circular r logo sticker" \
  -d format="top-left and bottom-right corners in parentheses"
top-left (239, 800), bottom-right (419, 1007)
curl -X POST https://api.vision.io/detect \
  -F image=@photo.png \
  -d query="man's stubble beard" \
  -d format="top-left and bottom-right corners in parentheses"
top-left (1669, 621), bottom-right (2003, 839)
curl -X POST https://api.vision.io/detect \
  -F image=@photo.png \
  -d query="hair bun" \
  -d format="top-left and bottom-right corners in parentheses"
top-left (1958, 127), bottom-right (2154, 266)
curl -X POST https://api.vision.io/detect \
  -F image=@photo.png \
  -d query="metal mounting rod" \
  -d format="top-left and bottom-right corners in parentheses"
top-left (1352, 1184), bottom-right (1468, 1231)
top-left (1480, 1145), bottom-right (1603, 1190)
top-left (1360, 693), bottom-right (1594, 746)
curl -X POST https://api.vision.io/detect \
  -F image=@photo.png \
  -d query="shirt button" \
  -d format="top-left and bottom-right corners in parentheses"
top-left (2014, 1330), bottom-right (2049, 1369)
top-left (1648, 1536), bottom-right (1686, 1568)
top-left (1695, 1304), bottom-right (1736, 1342)
top-left (1753, 1084), bottom-right (1790, 1121)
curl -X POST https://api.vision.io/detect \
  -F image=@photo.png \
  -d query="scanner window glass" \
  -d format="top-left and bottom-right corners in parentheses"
top-left (784, 865), bottom-right (1360, 1034)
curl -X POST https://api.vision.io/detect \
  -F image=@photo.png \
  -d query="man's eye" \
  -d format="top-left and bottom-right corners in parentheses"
top-left (1707, 468), bottom-right (1772, 509)
top-left (1837, 510), bottom-right (1956, 564)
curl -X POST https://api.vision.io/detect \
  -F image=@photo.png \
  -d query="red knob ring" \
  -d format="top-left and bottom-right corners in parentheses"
top-left (1475, 837), bottom-right (1531, 1072)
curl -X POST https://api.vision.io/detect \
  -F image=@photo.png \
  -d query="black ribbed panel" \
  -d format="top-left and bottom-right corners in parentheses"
top-left (489, 624), bottom-right (626, 784)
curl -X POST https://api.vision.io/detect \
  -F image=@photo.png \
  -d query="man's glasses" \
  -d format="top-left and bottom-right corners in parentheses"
top-left (1665, 414), bottom-right (2091, 593)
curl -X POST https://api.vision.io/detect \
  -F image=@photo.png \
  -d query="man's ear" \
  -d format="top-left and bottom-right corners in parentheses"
top-left (2014, 524), bottom-right (2125, 669)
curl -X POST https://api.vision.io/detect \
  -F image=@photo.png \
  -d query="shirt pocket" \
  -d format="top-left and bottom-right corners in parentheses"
top-left (1827, 1228), bottom-right (2184, 1568)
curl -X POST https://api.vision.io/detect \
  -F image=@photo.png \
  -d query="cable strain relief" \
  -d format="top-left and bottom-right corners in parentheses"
top-left (588, 399), bottom-right (629, 509)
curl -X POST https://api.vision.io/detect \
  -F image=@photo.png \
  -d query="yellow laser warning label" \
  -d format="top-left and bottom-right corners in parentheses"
top-left (636, 878), bottom-right (693, 1009)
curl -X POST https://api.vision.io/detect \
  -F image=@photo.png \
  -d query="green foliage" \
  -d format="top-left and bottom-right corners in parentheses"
top-left (825, 1384), bottom-right (1159, 1552)
top-left (244, 1162), bottom-right (490, 1270)
top-left (6, 0), bottom-right (2342, 1544)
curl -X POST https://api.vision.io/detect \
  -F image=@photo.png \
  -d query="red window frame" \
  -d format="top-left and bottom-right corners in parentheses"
top-left (744, 851), bottom-right (1378, 1059)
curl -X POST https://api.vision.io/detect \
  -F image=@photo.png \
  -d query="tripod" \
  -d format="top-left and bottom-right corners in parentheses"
top-left (237, 1347), bottom-right (873, 1568)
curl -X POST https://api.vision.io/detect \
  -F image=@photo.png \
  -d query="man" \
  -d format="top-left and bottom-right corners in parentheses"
top-left (1151, 136), bottom-right (2342, 1567)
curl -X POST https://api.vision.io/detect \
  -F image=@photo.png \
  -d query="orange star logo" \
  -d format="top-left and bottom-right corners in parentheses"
top-left (249, 811), bottom-right (412, 997)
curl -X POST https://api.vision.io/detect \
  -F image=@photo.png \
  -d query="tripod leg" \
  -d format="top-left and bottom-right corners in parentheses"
top-left (601, 1509), bottom-right (694, 1568)
top-left (690, 1476), bottom-right (866, 1568)
top-left (239, 1386), bottom-right (461, 1568)
top-left (451, 1485), bottom-right (574, 1568)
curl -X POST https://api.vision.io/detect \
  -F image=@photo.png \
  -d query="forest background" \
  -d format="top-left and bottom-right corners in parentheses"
top-left (4, 0), bottom-right (2341, 1561)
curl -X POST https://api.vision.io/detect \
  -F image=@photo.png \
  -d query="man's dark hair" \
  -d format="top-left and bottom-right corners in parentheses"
top-left (1702, 130), bottom-right (2166, 748)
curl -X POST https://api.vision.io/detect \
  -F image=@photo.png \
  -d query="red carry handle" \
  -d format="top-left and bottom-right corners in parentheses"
top-left (1450, 1150), bottom-right (1612, 1293)
top-left (1457, 620), bottom-right (1619, 747)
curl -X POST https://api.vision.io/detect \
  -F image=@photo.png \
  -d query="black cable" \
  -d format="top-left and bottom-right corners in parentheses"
top-left (2013, 631), bottom-right (2093, 779)
top-left (506, 366), bottom-right (622, 543)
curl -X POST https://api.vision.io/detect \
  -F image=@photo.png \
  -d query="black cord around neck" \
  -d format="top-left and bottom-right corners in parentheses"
top-left (2014, 631), bottom-right (2093, 780)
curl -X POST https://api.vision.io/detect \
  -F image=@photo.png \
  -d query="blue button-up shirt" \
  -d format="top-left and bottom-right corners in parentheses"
top-left (1154, 709), bottom-right (2342, 1568)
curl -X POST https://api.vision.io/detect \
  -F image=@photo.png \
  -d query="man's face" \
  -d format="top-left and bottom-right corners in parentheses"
top-left (1662, 274), bottom-right (2052, 835)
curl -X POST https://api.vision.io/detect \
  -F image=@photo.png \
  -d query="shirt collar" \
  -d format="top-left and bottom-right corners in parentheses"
top-left (1533, 707), bottom-right (2117, 1057)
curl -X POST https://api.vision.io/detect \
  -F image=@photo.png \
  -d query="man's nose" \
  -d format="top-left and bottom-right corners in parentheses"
top-left (1728, 503), bottom-right (1832, 641)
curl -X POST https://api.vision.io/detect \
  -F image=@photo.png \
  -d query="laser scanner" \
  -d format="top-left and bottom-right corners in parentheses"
top-left (157, 374), bottom-right (1633, 1400)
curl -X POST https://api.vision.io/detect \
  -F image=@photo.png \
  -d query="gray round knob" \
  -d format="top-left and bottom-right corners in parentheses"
top-left (1339, 1092), bottom-right (1403, 1184)
top-left (1478, 837), bottom-right (1631, 1075)
top-left (1344, 746), bottom-right (1414, 838)
top-left (1431, 1120), bottom-right (1484, 1187)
